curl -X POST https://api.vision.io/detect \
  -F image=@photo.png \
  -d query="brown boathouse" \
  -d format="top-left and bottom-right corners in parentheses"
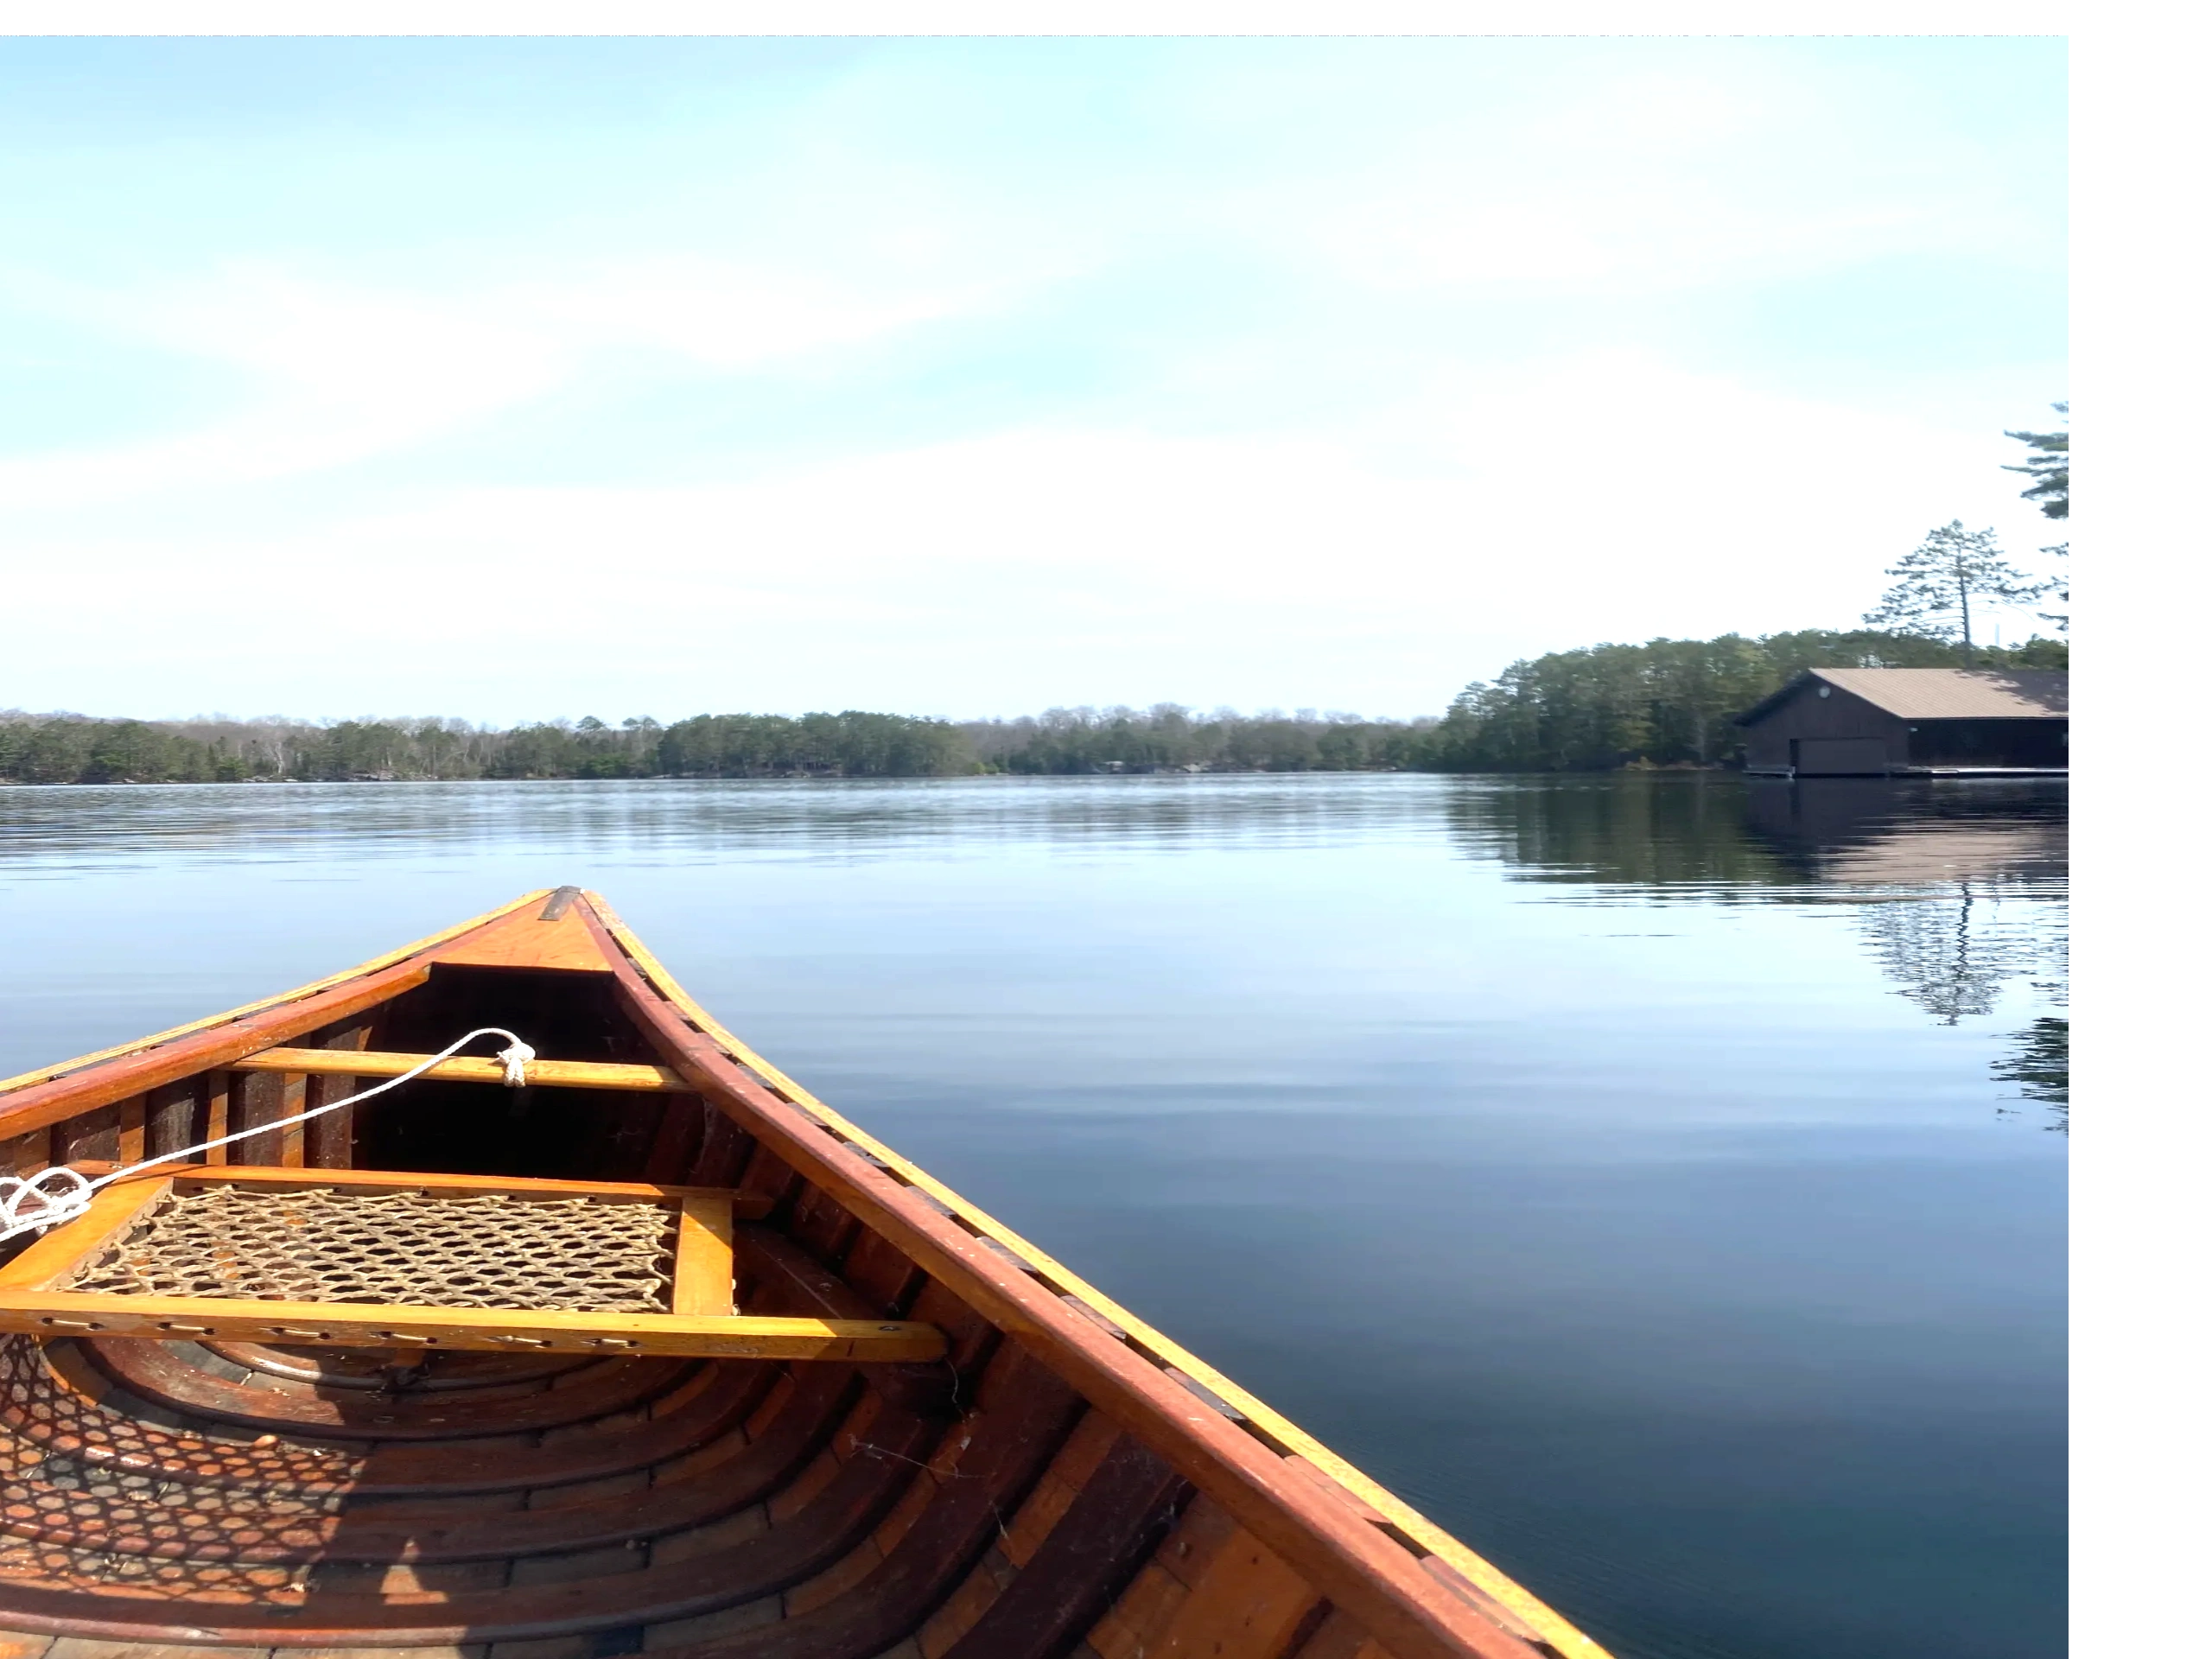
top-left (1735, 667), bottom-right (2069, 777)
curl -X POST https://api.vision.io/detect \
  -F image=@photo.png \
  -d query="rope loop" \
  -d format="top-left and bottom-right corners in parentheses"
top-left (0, 1166), bottom-right (91, 1239)
top-left (0, 1027), bottom-right (535, 1247)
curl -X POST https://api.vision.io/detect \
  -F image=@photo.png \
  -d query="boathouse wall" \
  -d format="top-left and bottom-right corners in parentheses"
top-left (1738, 680), bottom-right (1909, 775)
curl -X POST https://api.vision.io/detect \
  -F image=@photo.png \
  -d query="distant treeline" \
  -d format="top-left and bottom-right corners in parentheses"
top-left (0, 711), bottom-right (969, 785)
top-left (0, 706), bottom-right (1428, 785)
top-left (0, 627), bottom-right (2068, 785)
top-left (963, 707), bottom-right (1431, 774)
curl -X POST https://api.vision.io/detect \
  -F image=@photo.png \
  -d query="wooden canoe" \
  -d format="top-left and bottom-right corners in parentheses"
top-left (0, 888), bottom-right (1608, 1659)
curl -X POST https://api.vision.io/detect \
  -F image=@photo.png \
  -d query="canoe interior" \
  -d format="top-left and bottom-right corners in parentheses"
top-left (0, 891), bottom-right (1604, 1659)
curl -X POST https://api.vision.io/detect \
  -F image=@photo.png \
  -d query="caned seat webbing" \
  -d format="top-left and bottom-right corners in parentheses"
top-left (64, 1184), bottom-right (680, 1313)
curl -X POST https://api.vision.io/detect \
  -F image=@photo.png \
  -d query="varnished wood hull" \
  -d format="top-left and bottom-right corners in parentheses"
top-left (0, 891), bottom-right (1606, 1659)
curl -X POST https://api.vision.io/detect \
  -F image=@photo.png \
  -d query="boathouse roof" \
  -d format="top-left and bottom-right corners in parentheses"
top-left (1736, 667), bottom-right (2069, 726)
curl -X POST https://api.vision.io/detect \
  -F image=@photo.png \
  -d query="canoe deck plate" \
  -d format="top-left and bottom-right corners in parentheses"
top-left (61, 1185), bottom-right (679, 1313)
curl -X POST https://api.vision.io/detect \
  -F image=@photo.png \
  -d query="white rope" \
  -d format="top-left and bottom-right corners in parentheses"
top-left (0, 1027), bottom-right (537, 1247)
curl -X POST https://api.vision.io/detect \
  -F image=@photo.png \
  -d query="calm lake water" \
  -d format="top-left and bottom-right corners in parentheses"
top-left (0, 772), bottom-right (2066, 1659)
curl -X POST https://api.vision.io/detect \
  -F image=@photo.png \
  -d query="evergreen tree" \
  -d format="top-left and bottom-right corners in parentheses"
top-left (1862, 522), bottom-right (2053, 662)
top-left (2003, 402), bottom-right (2069, 519)
top-left (2001, 407), bottom-right (2069, 632)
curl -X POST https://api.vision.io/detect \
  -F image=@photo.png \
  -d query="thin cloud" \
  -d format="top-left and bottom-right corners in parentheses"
top-left (0, 38), bottom-right (2064, 718)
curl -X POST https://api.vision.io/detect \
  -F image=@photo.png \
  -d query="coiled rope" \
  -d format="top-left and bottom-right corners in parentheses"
top-left (0, 1028), bottom-right (537, 1246)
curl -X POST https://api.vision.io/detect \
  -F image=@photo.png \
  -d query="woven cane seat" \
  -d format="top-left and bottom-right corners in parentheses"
top-left (60, 1185), bottom-right (679, 1313)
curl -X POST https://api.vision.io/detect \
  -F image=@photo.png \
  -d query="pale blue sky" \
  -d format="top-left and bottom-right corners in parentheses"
top-left (0, 37), bottom-right (2066, 721)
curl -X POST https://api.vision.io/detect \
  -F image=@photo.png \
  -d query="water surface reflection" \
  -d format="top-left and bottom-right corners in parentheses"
top-left (0, 774), bottom-right (2065, 1659)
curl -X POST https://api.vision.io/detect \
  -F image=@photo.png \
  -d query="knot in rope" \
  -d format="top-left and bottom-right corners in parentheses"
top-left (0, 1166), bottom-right (92, 1239)
top-left (0, 1026), bottom-right (537, 1246)
top-left (497, 1040), bottom-right (536, 1088)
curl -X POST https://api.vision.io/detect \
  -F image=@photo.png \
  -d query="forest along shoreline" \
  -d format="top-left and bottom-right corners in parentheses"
top-left (3, 625), bottom-right (2067, 784)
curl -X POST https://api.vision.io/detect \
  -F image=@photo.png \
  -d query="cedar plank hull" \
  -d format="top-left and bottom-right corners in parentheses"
top-left (0, 890), bottom-right (1606, 1659)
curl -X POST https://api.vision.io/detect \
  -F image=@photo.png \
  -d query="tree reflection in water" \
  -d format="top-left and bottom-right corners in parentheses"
top-left (1857, 886), bottom-right (2013, 1023)
top-left (1852, 879), bottom-right (2067, 1024)
top-left (1444, 774), bottom-right (2069, 1123)
top-left (1993, 1015), bottom-right (2069, 1129)
top-left (1757, 782), bottom-right (2068, 1129)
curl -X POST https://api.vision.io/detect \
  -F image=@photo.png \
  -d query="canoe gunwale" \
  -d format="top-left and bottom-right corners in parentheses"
top-left (0, 890), bottom-right (552, 1100)
top-left (588, 893), bottom-right (1602, 1659)
top-left (581, 899), bottom-right (1583, 1659)
top-left (0, 962), bottom-right (435, 1142)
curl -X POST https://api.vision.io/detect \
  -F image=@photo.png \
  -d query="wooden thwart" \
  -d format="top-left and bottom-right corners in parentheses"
top-left (0, 1167), bottom-right (942, 1363)
top-left (65, 1160), bottom-right (774, 1207)
top-left (0, 1293), bottom-right (942, 1359)
top-left (231, 1047), bottom-right (686, 1092)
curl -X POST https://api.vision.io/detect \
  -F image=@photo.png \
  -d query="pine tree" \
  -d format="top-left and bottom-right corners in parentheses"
top-left (2004, 402), bottom-right (2069, 520)
top-left (2001, 404), bottom-right (2068, 632)
top-left (1863, 522), bottom-right (2055, 663)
